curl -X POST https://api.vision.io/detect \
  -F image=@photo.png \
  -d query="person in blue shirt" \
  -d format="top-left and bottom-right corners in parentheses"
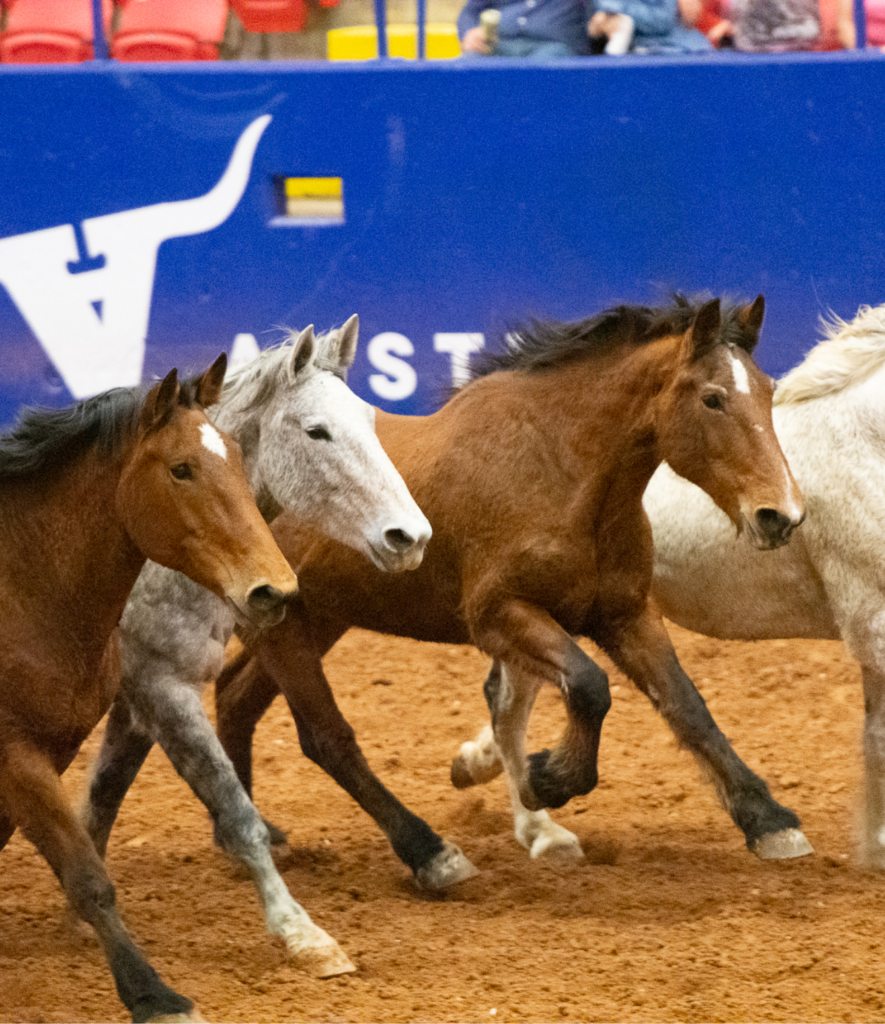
top-left (457, 0), bottom-right (712, 56)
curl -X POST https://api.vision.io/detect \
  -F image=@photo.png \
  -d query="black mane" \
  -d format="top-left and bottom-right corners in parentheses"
top-left (467, 294), bottom-right (754, 383)
top-left (0, 374), bottom-right (203, 480)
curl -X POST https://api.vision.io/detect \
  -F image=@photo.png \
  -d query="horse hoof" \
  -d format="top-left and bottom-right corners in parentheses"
top-left (147, 1013), bottom-right (207, 1023)
top-left (530, 828), bottom-right (585, 862)
top-left (450, 728), bottom-right (503, 789)
top-left (518, 813), bottom-right (585, 862)
top-left (415, 841), bottom-right (480, 889)
top-left (752, 827), bottom-right (814, 860)
top-left (287, 930), bottom-right (357, 978)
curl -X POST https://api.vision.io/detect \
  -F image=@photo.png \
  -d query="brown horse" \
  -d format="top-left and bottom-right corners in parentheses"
top-left (0, 357), bottom-right (296, 1024)
top-left (214, 296), bottom-right (808, 885)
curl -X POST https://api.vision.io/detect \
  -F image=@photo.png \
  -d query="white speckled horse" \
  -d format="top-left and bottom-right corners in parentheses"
top-left (78, 317), bottom-right (473, 980)
top-left (457, 302), bottom-right (885, 866)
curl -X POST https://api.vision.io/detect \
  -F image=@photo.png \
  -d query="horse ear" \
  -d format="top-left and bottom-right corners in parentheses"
top-left (337, 314), bottom-right (360, 370)
top-left (194, 353), bottom-right (227, 408)
top-left (685, 298), bottom-right (722, 361)
top-left (288, 325), bottom-right (315, 380)
top-left (737, 294), bottom-right (765, 352)
top-left (140, 368), bottom-right (180, 432)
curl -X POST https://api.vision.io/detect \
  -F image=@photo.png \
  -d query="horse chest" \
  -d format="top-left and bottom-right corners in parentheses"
top-left (0, 619), bottom-right (120, 754)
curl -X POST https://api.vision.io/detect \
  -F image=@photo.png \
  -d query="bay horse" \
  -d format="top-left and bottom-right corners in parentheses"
top-left (642, 301), bottom-right (885, 867)
top-left (447, 303), bottom-right (885, 866)
top-left (212, 295), bottom-right (808, 880)
top-left (78, 318), bottom-right (440, 981)
top-left (0, 357), bottom-right (296, 1024)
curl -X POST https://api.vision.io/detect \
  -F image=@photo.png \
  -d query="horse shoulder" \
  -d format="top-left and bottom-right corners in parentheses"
top-left (119, 561), bottom-right (230, 694)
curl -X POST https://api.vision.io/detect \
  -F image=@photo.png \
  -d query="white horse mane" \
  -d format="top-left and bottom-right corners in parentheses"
top-left (219, 325), bottom-right (344, 412)
top-left (774, 303), bottom-right (885, 406)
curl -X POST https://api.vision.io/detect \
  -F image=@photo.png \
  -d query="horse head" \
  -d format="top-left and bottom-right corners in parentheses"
top-left (116, 354), bottom-right (298, 627)
top-left (656, 296), bottom-right (805, 550)
top-left (216, 317), bottom-right (432, 574)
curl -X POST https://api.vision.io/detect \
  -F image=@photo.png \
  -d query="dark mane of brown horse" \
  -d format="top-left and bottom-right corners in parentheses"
top-left (0, 377), bottom-right (203, 479)
top-left (468, 294), bottom-right (756, 382)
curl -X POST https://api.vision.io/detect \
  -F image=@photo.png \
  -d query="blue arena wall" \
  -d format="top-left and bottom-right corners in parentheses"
top-left (0, 52), bottom-right (883, 422)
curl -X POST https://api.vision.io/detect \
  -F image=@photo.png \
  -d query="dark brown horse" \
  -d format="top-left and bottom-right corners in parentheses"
top-left (0, 357), bottom-right (296, 1023)
top-left (214, 296), bottom-right (808, 886)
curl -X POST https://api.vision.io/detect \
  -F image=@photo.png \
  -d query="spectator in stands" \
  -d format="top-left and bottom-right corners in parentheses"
top-left (679, 0), bottom-right (856, 47)
top-left (457, 0), bottom-right (713, 57)
top-left (866, 0), bottom-right (885, 45)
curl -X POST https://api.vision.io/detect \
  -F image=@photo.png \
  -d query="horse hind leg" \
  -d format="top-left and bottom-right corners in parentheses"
top-left (450, 662), bottom-right (506, 789)
top-left (0, 739), bottom-right (195, 1023)
top-left (81, 693), bottom-right (155, 859)
top-left (217, 621), bottom-right (477, 890)
top-left (859, 663), bottom-right (885, 868)
top-left (214, 642), bottom-right (280, 803)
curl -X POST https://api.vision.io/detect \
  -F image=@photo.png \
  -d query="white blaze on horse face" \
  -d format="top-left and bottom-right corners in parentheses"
top-left (730, 354), bottom-right (751, 395)
top-left (200, 423), bottom-right (227, 460)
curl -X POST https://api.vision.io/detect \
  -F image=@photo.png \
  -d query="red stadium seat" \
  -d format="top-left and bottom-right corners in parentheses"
top-left (228, 0), bottom-right (309, 33)
top-left (0, 0), bottom-right (111, 63)
top-left (112, 0), bottom-right (228, 61)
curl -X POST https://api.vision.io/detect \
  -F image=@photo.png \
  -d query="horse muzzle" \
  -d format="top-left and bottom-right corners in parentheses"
top-left (367, 518), bottom-right (432, 573)
top-left (741, 506), bottom-right (806, 551)
top-left (229, 580), bottom-right (299, 629)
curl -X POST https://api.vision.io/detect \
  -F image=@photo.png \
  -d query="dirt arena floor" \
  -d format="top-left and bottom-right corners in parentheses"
top-left (0, 623), bottom-right (882, 1023)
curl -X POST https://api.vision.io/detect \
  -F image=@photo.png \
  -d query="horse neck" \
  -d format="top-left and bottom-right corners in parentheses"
top-left (212, 377), bottom-right (280, 521)
top-left (526, 342), bottom-right (672, 499)
top-left (1, 448), bottom-right (145, 653)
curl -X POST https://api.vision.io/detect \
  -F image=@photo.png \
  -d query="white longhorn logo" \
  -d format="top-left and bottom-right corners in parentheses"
top-left (0, 115), bottom-right (271, 399)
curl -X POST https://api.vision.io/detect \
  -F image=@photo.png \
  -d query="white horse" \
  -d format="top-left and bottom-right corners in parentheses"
top-left (80, 318), bottom-right (474, 980)
top-left (455, 303), bottom-right (885, 866)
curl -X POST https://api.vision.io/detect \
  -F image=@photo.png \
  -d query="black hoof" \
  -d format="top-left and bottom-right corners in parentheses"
top-left (527, 748), bottom-right (599, 810)
top-left (131, 990), bottom-right (192, 1024)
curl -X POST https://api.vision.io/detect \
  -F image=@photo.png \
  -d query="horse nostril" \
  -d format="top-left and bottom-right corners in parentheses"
top-left (247, 584), bottom-right (286, 613)
top-left (384, 527), bottom-right (415, 553)
top-left (755, 507), bottom-right (793, 539)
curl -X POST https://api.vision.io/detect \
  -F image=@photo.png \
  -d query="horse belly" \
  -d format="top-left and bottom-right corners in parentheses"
top-left (297, 541), bottom-right (472, 646)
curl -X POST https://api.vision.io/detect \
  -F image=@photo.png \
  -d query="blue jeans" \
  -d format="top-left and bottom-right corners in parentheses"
top-left (462, 38), bottom-right (580, 59)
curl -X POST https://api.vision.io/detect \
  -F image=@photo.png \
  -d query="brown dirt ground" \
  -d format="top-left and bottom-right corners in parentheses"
top-left (0, 624), bottom-right (881, 1024)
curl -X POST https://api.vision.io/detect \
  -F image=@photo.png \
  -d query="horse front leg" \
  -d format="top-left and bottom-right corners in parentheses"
top-left (0, 738), bottom-right (195, 1023)
top-left (129, 669), bottom-right (355, 979)
top-left (81, 693), bottom-right (155, 858)
top-left (860, 663), bottom-right (885, 867)
top-left (219, 613), bottom-right (479, 889)
top-left (601, 605), bottom-right (812, 859)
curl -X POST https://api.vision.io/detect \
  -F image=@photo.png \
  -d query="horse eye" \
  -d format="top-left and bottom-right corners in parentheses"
top-left (170, 463), bottom-right (193, 480)
top-left (703, 392), bottom-right (725, 411)
top-left (306, 425), bottom-right (332, 442)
